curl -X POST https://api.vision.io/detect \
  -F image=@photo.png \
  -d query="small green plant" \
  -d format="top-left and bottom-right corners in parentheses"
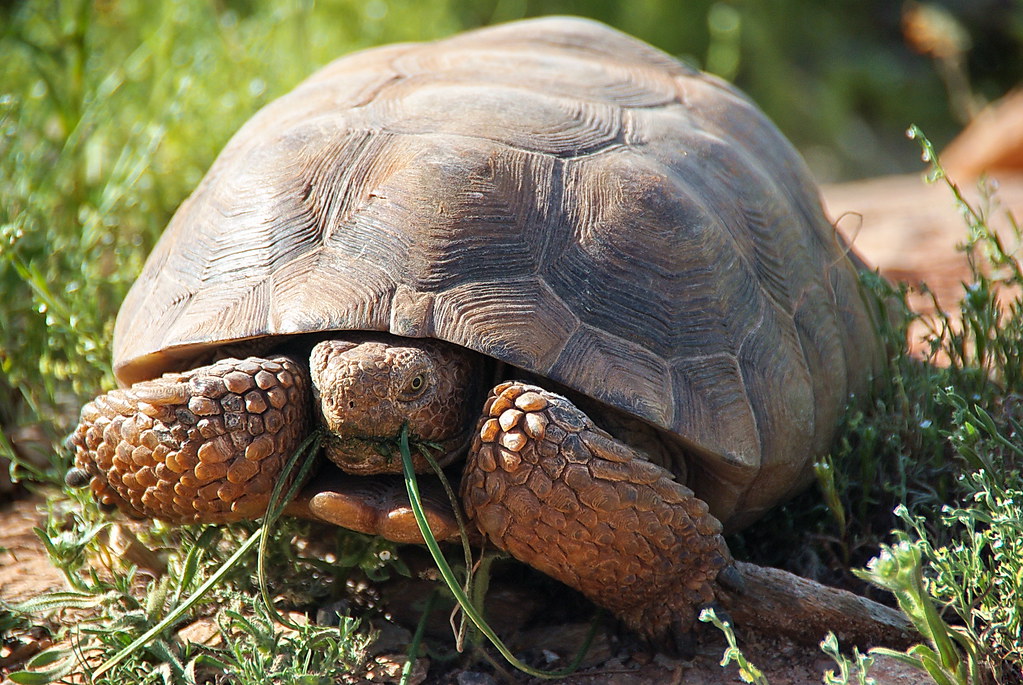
top-left (699, 608), bottom-right (769, 685)
top-left (858, 536), bottom-right (984, 685)
top-left (820, 632), bottom-right (875, 685)
top-left (848, 128), bottom-right (1023, 685)
top-left (859, 393), bottom-right (1023, 685)
top-left (209, 597), bottom-right (369, 684)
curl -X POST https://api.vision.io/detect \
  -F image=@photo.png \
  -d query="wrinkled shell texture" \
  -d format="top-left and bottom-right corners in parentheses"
top-left (112, 17), bottom-right (877, 526)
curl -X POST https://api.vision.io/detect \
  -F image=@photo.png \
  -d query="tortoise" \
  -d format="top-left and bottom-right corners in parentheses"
top-left (67, 16), bottom-right (881, 640)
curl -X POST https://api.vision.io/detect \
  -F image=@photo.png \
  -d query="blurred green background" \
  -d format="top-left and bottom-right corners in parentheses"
top-left (1, 0), bottom-right (1021, 485)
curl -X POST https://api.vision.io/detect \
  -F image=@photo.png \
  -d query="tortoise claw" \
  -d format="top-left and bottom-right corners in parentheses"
top-left (64, 466), bottom-right (93, 488)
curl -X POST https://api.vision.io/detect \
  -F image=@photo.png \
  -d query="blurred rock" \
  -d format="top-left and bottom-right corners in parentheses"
top-left (822, 172), bottom-right (1023, 356)
top-left (942, 90), bottom-right (1023, 180)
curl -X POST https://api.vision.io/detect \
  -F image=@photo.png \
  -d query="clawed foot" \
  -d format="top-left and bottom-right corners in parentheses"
top-left (68, 356), bottom-right (308, 523)
top-left (462, 381), bottom-right (732, 638)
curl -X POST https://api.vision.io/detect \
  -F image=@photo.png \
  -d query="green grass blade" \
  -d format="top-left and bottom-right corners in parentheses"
top-left (257, 430), bottom-right (323, 629)
top-left (398, 425), bottom-right (595, 679)
top-left (90, 528), bottom-right (263, 679)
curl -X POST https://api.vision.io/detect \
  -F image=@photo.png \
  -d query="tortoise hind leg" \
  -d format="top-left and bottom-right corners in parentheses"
top-left (68, 356), bottom-right (308, 523)
top-left (461, 381), bottom-right (732, 640)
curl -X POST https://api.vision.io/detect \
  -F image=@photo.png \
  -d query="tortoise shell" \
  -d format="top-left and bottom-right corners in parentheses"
top-left (112, 17), bottom-right (879, 527)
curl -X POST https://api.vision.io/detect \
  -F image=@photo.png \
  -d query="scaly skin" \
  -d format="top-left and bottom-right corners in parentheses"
top-left (68, 356), bottom-right (307, 523)
top-left (463, 381), bottom-right (730, 639)
top-left (68, 335), bottom-right (731, 637)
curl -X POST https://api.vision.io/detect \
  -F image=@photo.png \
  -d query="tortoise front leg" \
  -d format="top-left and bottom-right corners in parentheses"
top-left (67, 356), bottom-right (308, 523)
top-left (461, 381), bottom-right (732, 639)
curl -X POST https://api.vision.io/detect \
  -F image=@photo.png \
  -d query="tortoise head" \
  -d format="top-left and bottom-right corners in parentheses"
top-left (309, 335), bottom-right (484, 474)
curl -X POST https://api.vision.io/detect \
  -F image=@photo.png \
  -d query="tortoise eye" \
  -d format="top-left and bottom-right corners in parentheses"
top-left (400, 373), bottom-right (428, 398)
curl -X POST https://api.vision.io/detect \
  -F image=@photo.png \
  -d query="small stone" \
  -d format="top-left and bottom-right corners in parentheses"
top-left (178, 618), bottom-right (223, 647)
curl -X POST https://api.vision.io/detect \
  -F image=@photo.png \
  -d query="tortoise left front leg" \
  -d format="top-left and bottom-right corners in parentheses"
top-left (461, 382), bottom-right (733, 640)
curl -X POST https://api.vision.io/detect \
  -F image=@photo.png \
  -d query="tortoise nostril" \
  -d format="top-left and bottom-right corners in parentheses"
top-left (348, 400), bottom-right (356, 409)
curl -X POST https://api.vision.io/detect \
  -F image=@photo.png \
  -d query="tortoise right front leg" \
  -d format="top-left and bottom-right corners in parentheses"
top-left (68, 356), bottom-right (308, 523)
top-left (461, 382), bottom-right (733, 641)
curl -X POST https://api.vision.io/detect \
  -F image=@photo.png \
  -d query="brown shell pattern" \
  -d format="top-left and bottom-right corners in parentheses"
top-left (111, 17), bottom-right (879, 524)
